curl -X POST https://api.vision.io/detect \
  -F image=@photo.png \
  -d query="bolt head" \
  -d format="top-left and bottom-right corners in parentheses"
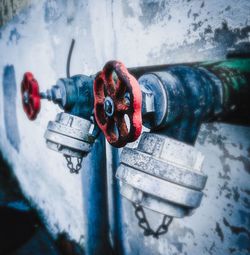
top-left (104, 96), bottom-right (114, 117)
top-left (23, 91), bottom-right (29, 104)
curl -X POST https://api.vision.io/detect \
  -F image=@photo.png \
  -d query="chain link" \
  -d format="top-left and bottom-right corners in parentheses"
top-left (132, 203), bottom-right (173, 239)
top-left (64, 155), bottom-right (83, 174)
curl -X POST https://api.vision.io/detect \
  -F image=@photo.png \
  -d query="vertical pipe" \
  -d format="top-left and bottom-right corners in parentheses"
top-left (82, 134), bottom-right (112, 255)
top-left (111, 147), bottom-right (125, 255)
top-left (106, 144), bottom-right (125, 255)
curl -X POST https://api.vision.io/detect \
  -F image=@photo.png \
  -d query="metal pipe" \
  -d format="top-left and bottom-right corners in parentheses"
top-left (198, 58), bottom-right (250, 125)
top-left (82, 134), bottom-right (112, 255)
top-left (137, 58), bottom-right (250, 144)
top-left (107, 146), bottom-right (125, 255)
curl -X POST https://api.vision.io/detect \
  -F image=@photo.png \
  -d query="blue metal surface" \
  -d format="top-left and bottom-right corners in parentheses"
top-left (109, 147), bottom-right (125, 255)
top-left (139, 65), bottom-right (222, 144)
top-left (82, 134), bottom-right (112, 255)
top-left (62, 75), bottom-right (95, 119)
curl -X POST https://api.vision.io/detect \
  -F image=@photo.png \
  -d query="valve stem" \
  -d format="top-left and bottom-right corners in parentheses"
top-left (39, 91), bottom-right (48, 99)
top-left (39, 86), bottom-right (63, 106)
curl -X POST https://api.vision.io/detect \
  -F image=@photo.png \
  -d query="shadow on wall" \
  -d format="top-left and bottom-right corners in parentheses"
top-left (0, 151), bottom-right (84, 255)
top-left (3, 65), bottom-right (20, 152)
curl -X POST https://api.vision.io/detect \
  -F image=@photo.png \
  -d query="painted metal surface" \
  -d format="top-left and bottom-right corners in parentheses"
top-left (106, 145), bottom-right (126, 255)
top-left (94, 60), bottom-right (142, 147)
top-left (82, 135), bottom-right (112, 255)
top-left (138, 66), bottom-right (223, 144)
top-left (138, 58), bottom-right (250, 144)
top-left (21, 72), bottom-right (95, 121)
top-left (21, 72), bottom-right (41, 120)
top-left (0, 0), bottom-right (31, 26)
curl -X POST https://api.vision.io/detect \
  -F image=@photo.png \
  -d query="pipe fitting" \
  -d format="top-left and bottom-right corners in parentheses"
top-left (116, 132), bottom-right (207, 218)
top-left (44, 112), bottom-right (98, 157)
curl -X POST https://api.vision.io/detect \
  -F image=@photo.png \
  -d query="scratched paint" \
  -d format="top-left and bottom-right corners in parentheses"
top-left (0, 0), bottom-right (249, 254)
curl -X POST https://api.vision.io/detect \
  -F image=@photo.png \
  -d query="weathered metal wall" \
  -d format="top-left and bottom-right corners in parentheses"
top-left (0, 0), bottom-right (249, 254)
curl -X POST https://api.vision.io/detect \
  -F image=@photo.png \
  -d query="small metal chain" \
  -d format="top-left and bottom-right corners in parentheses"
top-left (132, 203), bottom-right (173, 239)
top-left (64, 155), bottom-right (83, 174)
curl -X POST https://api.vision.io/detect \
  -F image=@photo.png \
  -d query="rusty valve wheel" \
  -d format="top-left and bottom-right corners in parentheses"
top-left (21, 72), bottom-right (41, 120)
top-left (94, 60), bottom-right (142, 148)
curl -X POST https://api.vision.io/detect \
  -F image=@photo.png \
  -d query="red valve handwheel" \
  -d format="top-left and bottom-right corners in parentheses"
top-left (94, 61), bottom-right (142, 148)
top-left (21, 72), bottom-right (41, 120)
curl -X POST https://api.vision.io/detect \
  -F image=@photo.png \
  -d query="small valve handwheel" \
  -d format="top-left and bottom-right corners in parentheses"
top-left (94, 61), bottom-right (142, 147)
top-left (21, 72), bottom-right (41, 120)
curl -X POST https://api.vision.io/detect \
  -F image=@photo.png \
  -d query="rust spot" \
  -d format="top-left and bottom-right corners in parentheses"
top-left (223, 217), bottom-right (250, 238)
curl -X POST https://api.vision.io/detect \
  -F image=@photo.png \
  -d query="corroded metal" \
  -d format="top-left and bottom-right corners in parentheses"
top-left (138, 66), bottom-right (223, 143)
top-left (134, 58), bottom-right (250, 135)
top-left (136, 58), bottom-right (250, 145)
top-left (82, 135), bottom-right (112, 255)
top-left (94, 61), bottom-right (142, 148)
top-left (120, 148), bottom-right (206, 190)
top-left (198, 58), bottom-right (250, 125)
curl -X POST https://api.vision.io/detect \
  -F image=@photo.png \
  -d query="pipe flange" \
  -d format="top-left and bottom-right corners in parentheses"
top-left (44, 112), bottom-right (98, 157)
top-left (116, 132), bottom-right (207, 217)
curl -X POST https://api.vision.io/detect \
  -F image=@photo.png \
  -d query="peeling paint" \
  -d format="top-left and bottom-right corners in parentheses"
top-left (0, 0), bottom-right (249, 254)
top-left (215, 222), bottom-right (224, 242)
